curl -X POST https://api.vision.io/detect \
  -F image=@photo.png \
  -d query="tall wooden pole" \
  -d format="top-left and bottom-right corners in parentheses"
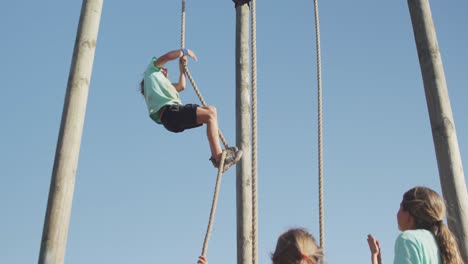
top-left (408, 0), bottom-right (468, 261)
top-left (38, 1), bottom-right (103, 263)
top-left (234, 1), bottom-right (252, 264)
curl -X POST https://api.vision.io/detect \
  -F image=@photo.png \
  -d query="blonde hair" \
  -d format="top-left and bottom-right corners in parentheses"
top-left (271, 228), bottom-right (323, 264)
top-left (402, 186), bottom-right (463, 264)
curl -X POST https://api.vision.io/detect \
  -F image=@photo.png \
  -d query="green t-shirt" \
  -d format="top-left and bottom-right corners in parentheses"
top-left (143, 57), bottom-right (182, 124)
top-left (394, 229), bottom-right (441, 264)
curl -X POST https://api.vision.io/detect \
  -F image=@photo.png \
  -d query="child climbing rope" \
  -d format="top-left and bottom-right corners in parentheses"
top-left (140, 48), bottom-right (242, 172)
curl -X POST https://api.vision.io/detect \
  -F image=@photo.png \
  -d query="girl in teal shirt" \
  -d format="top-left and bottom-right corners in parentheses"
top-left (367, 186), bottom-right (463, 264)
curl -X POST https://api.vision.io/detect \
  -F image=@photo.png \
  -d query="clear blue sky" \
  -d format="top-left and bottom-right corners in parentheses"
top-left (2, 1), bottom-right (467, 263)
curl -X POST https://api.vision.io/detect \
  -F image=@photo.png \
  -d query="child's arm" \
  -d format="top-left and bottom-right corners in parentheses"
top-left (172, 57), bottom-right (187, 92)
top-left (367, 234), bottom-right (382, 264)
top-left (154, 49), bottom-right (197, 68)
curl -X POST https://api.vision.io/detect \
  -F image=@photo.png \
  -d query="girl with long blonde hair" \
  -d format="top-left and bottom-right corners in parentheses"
top-left (368, 186), bottom-right (463, 264)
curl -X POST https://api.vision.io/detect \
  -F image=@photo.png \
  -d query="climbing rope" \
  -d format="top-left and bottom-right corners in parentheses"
top-left (180, 0), bottom-right (229, 149)
top-left (183, 67), bottom-right (229, 148)
top-left (181, 0), bottom-right (186, 48)
top-left (179, 0), bottom-right (232, 258)
top-left (313, 0), bottom-right (325, 259)
top-left (250, 0), bottom-right (258, 264)
top-left (201, 151), bottom-right (227, 256)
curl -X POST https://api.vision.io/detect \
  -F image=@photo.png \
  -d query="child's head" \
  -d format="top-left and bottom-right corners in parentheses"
top-left (400, 186), bottom-right (463, 264)
top-left (400, 186), bottom-right (445, 229)
top-left (271, 228), bottom-right (323, 264)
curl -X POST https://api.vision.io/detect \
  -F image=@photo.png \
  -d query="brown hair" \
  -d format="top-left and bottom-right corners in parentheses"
top-left (140, 79), bottom-right (145, 96)
top-left (271, 228), bottom-right (323, 264)
top-left (402, 186), bottom-right (463, 264)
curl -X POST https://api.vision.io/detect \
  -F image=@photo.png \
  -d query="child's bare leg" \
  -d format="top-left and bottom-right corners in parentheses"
top-left (196, 106), bottom-right (222, 160)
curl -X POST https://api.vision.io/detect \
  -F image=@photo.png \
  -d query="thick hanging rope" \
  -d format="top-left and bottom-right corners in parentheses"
top-left (250, 1), bottom-right (258, 264)
top-left (181, 0), bottom-right (186, 48)
top-left (313, 0), bottom-right (325, 258)
top-left (180, 0), bottom-right (229, 149)
top-left (183, 67), bottom-right (229, 149)
top-left (201, 151), bottom-right (227, 256)
top-left (179, 0), bottom-right (232, 258)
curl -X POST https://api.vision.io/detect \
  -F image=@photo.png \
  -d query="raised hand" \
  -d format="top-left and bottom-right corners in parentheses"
top-left (197, 255), bottom-right (207, 264)
top-left (367, 234), bottom-right (382, 264)
top-left (186, 49), bottom-right (198, 61)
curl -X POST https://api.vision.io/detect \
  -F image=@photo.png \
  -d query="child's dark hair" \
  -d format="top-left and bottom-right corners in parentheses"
top-left (402, 186), bottom-right (463, 264)
top-left (271, 228), bottom-right (323, 264)
top-left (140, 79), bottom-right (145, 96)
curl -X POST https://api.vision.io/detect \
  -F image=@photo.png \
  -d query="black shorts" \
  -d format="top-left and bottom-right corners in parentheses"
top-left (160, 104), bottom-right (203, 133)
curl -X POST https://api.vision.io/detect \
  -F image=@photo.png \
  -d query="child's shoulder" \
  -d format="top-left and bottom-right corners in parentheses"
top-left (144, 57), bottom-right (162, 75)
top-left (397, 229), bottom-right (433, 243)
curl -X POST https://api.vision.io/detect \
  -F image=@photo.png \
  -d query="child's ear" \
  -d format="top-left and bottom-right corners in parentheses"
top-left (407, 214), bottom-right (416, 229)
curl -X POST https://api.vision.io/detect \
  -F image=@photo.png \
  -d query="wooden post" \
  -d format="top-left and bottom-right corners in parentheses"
top-left (233, 1), bottom-right (252, 264)
top-left (408, 0), bottom-right (468, 261)
top-left (38, 1), bottom-right (103, 263)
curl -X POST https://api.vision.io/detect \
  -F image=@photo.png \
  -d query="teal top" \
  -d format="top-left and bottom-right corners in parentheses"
top-left (394, 229), bottom-right (441, 264)
top-left (143, 57), bottom-right (182, 124)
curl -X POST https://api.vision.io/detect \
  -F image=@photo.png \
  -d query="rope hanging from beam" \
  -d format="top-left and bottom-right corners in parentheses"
top-left (201, 151), bottom-right (227, 256)
top-left (180, 0), bottom-right (229, 149)
top-left (179, 0), bottom-right (230, 257)
top-left (250, 0), bottom-right (259, 264)
top-left (313, 0), bottom-right (326, 261)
